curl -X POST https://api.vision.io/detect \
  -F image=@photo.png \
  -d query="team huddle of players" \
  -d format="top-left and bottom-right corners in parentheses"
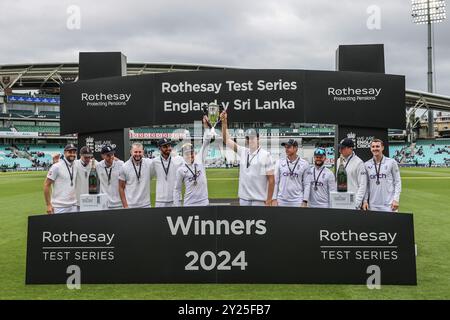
top-left (44, 112), bottom-right (401, 214)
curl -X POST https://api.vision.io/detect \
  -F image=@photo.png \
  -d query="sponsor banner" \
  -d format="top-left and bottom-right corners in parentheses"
top-left (304, 70), bottom-right (405, 129)
top-left (60, 70), bottom-right (405, 135)
top-left (129, 132), bottom-right (187, 139)
top-left (26, 206), bottom-right (416, 285)
top-left (6, 95), bottom-right (60, 104)
top-left (0, 131), bottom-right (39, 138)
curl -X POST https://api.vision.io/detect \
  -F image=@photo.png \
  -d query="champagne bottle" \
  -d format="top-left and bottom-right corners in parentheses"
top-left (88, 160), bottom-right (99, 194)
top-left (337, 157), bottom-right (348, 192)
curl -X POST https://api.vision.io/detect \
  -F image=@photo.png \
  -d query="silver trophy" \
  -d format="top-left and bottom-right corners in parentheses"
top-left (204, 102), bottom-right (222, 136)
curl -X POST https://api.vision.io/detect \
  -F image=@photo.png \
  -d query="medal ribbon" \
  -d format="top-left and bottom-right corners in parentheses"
top-left (161, 155), bottom-right (171, 179)
top-left (344, 153), bottom-right (354, 170)
top-left (313, 166), bottom-right (325, 190)
top-left (286, 157), bottom-right (300, 177)
top-left (373, 156), bottom-right (383, 185)
top-left (63, 158), bottom-right (74, 186)
top-left (104, 164), bottom-right (113, 185)
top-left (246, 147), bottom-right (261, 169)
top-left (132, 159), bottom-right (142, 183)
top-left (185, 163), bottom-right (198, 184)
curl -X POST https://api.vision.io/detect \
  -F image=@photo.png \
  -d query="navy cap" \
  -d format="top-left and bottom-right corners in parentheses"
top-left (101, 145), bottom-right (115, 154)
top-left (314, 148), bottom-right (326, 156)
top-left (80, 146), bottom-right (93, 156)
top-left (281, 139), bottom-right (298, 147)
top-left (64, 144), bottom-right (77, 151)
top-left (339, 138), bottom-right (355, 149)
top-left (157, 138), bottom-right (172, 148)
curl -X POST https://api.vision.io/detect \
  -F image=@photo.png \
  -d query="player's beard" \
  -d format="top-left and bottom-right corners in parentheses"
top-left (314, 160), bottom-right (324, 167)
top-left (161, 149), bottom-right (171, 159)
top-left (66, 155), bottom-right (76, 163)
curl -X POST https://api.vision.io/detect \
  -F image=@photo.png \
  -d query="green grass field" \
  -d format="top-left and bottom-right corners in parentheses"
top-left (0, 167), bottom-right (449, 299)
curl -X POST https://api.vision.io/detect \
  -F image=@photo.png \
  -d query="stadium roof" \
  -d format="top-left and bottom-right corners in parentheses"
top-left (1, 62), bottom-right (450, 112)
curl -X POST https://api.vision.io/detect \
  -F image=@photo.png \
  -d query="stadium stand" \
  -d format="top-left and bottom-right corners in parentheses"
top-left (14, 125), bottom-right (60, 134)
top-left (1, 140), bottom-right (449, 170)
top-left (391, 140), bottom-right (450, 166)
top-left (0, 144), bottom-right (62, 169)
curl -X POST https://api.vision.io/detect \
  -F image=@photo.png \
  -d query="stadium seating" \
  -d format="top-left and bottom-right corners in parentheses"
top-left (14, 125), bottom-right (60, 134)
top-left (1, 139), bottom-right (449, 170)
top-left (390, 140), bottom-right (450, 165)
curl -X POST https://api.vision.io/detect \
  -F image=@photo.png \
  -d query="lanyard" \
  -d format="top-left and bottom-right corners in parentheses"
top-left (286, 157), bottom-right (300, 177)
top-left (373, 156), bottom-right (383, 185)
top-left (63, 158), bottom-right (74, 187)
top-left (104, 163), bottom-right (113, 185)
top-left (246, 147), bottom-right (261, 169)
top-left (185, 163), bottom-right (198, 184)
top-left (132, 159), bottom-right (142, 183)
top-left (344, 153), bottom-right (354, 170)
top-left (160, 155), bottom-right (171, 180)
top-left (313, 166), bottom-right (325, 190)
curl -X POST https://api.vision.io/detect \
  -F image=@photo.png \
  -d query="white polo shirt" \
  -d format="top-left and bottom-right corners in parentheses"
top-left (364, 156), bottom-right (401, 211)
top-left (119, 157), bottom-right (153, 208)
top-left (273, 156), bottom-right (310, 204)
top-left (237, 145), bottom-right (274, 202)
top-left (151, 154), bottom-right (184, 203)
top-left (74, 159), bottom-right (97, 206)
top-left (336, 152), bottom-right (367, 208)
top-left (46, 159), bottom-right (77, 208)
top-left (305, 165), bottom-right (336, 208)
top-left (98, 159), bottom-right (125, 208)
top-left (173, 133), bottom-right (211, 206)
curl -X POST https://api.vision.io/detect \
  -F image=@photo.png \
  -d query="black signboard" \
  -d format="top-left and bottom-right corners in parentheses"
top-left (60, 69), bottom-right (405, 135)
top-left (26, 206), bottom-right (416, 285)
top-left (78, 129), bottom-right (130, 161)
top-left (335, 126), bottom-right (390, 162)
top-left (304, 70), bottom-right (405, 129)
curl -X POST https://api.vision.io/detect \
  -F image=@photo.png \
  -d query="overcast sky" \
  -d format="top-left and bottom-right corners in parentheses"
top-left (1, 0), bottom-right (449, 94)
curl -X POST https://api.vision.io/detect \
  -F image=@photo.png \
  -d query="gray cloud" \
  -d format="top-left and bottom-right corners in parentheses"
top-left (1, 0), bottom-right (449, 94)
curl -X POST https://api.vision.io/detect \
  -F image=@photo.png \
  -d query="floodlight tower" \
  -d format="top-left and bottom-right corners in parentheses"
top-left (411, 0), bottom-right (446, 138)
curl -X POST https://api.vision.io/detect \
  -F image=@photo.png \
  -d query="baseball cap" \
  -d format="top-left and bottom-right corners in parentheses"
top-left (157, 138), bottom-right (172, 148)
top-left (64, 144), bottom-right (77, 152)
top-left (314, 148), bottom-right (326, 156)
top-left (80, 146), bottom-right (93, 157)
top-left (281, 139), bottom-right (298, 147)
top-left (338, 138), bottom-right (354, 149)
top-left (101, 145), bottom-right (115, 155)
top-left (245, 128), bottom-right (259, 138)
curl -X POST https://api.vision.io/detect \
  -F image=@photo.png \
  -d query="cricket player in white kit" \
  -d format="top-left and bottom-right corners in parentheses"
top-left (173, 117), bottom-right (212, 207)
top-left (52, 146), bottom-right (98, 211)
top-left (220, 111), bottom-right (275, 206)
top-left (44, 144), bottom-right (78, 214)
top-left (336, 138), bottom-right (367, 209)
top-left (97, 145), bottom-right (124, 209)
top-left (150, 138), bottom-right (184, 208)
top-left (119, 142), bottom-right (153, 208)
top-left (305, 148), bottom-right (336, 208)
top-left (362, 139), bottom-right (401, 212)
top-left (272, 139), bottom-right (310, 207)
top-left (73, 146), bottom-right (97, 210)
